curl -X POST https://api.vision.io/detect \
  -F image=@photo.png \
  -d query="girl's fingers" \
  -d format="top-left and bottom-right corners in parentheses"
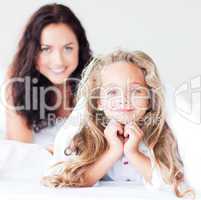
top-left (113, 120), bottom-right (124, 135)
top-left (124, 130), bottom-right (129, 138)
top-left (125, 121), bottom-right (144, 140)
top-left (118, 134), bottom-right (125, 143)
top-left (117, 124), bottom-right (124, 135)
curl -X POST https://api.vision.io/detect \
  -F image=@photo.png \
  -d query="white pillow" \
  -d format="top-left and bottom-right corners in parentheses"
top-left (0, 69), bottom-right (7, 138)
top-left (0, 140), bottom-right (51, 181)
top-left (164, 82), bottom-right (201, 193)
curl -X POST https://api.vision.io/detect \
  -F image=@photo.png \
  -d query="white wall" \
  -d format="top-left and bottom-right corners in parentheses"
top-left (0, 0), bottom-right (201, 87)
top-left (0, 0), bottom-right (201, 131)
top-left (0, 1), bottom-right (201, 189)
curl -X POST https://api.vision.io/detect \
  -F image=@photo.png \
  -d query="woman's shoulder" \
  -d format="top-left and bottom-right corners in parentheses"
top-left (5, 66), bottom-right (14, 80)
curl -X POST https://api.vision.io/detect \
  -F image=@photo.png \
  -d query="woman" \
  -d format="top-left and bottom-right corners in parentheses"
top-left (5, 3), bottom-right (92, 145)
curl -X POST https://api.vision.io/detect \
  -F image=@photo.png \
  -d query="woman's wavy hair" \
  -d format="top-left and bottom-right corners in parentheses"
top-left (43, 50), bottom-right (194, 198)
top-left (9, 3), bottom-right (92, 131)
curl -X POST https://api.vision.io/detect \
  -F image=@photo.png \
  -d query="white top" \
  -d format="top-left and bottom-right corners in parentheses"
top-left (103, 144), bottom-right (151, 182)
top-left (32, 118), bottom-right (67, 147)
top-left (45, 97), bottom-right (166, 190)
top-left (104, 154), bottom-right (143, 182)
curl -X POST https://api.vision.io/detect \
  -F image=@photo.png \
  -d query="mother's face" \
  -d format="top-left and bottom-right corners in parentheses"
top-left (36, 23), bottom-right (79, 85)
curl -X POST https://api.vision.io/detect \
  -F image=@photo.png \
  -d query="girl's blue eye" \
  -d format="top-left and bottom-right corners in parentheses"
top-left (131, 88), bottom-right (143, 95)
top-left (107, 90), bottom-right (117, 96)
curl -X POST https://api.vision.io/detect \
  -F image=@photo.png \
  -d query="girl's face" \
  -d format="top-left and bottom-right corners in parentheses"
top-left (99, 61), bottom-right (150, 124)
top-left (36, 23), bottom-right (79, 85)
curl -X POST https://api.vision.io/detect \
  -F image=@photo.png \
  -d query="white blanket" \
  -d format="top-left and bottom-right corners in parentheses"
top-left (0, 179), bottom-right (183, 200)
top-left (0, 140), bottom-right (200, 200)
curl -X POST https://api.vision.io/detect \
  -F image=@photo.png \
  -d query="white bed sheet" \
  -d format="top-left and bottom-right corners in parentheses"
top-left (0, 179), bottom-right (191, 200)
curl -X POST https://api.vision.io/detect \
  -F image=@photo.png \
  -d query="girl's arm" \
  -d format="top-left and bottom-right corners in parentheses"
top-left (51, 113), bottom-right (124, 187)
top-left (124, 122), bottom-right (152, 183)
top-left (82, 120), bottom-right (125, 186)
top-left (126, 150), bottom-right (152, 183)
top-left (83, 147), bottom-right (122, 187)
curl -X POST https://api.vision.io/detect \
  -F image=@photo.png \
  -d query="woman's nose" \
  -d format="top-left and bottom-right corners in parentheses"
top-left (53, 50), bottom-right (65, 66)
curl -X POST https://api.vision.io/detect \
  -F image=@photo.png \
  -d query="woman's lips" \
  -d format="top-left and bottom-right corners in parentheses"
top-left (49, 67), bottom-right (66, 74)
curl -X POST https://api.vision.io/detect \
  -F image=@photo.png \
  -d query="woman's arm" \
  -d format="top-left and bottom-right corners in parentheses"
top-left (6, 108), bottom-right (33, 143)
top-left (5, 68), bottom-right (33, 143)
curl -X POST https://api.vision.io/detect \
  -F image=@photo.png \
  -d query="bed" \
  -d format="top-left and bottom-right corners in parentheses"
top-left (0, 83), bottom-right (200, 200)
top-left (0, 178), bottom-right (185, 200)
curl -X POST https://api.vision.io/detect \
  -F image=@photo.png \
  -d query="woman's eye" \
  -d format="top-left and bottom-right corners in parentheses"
top-left (64, 46), bottom-right (73, 52)
top-left (40, 47), bottom-right (50, 52)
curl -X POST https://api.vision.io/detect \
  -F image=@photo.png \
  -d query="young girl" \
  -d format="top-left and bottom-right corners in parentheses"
top-left (42, 50), bottom-right (194, 198)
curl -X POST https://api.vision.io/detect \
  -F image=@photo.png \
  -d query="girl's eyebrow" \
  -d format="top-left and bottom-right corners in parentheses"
top-left (103, 83), bottom-right (118, 89)
top-left (130, 81), bottom-right (144, 86)
top-left (102, 84), bottom-right (123, 93)
top-left (103, 82), bottom-right (144, 89)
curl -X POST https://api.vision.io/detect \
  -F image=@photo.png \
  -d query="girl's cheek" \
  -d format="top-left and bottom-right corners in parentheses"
top-left (101, 98), bottom-right (112, 111)
top-left (110, 99), bottom-right (117, 109)
top-left (109, 100), bottom-right (120, 111)
top-left (134, 99), bottom-right (149, 110)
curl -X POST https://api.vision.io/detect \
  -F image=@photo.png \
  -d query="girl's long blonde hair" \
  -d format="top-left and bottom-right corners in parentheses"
top-left (43, 50), bottom-right (194, 198)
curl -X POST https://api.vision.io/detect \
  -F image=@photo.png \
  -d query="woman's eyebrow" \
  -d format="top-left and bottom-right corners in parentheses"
top-left (64, 42), bottom-right (74, 46)
top-left (40, 42), bottom-right (75, 47)
top-left (40, 44), bottom-right (51, 47)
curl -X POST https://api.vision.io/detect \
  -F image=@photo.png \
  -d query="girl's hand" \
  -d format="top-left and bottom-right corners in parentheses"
top-left (123, 121), bottom-right (144, 156)
top-left (104, 119), bottom-right (124, 157)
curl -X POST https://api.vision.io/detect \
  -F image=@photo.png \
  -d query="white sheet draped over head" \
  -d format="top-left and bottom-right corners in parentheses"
top-left (53, 96), bottom-right (87, 162)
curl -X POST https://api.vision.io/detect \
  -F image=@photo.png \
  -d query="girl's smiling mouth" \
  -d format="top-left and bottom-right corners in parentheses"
top-left (113, 108), bottom-right (135, 112)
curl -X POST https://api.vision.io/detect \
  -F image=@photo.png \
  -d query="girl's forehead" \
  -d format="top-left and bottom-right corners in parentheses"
top-left (100, 61), bottom-right (146, 87)
top-left (100, 82), bottom-right (146, 92)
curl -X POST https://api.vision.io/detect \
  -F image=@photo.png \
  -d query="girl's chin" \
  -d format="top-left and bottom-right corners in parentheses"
top-left (115, 118), bottom-right (136, 125)
top-left (106, 114), bottom-right (139, 125)
top-left (104, 110), bottom-right (143, 125)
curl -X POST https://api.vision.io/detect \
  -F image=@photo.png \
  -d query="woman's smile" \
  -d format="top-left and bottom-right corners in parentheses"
top-left (48, 67), bottom-right (67, 75)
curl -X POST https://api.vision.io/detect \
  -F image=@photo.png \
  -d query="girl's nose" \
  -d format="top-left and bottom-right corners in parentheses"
top-left (119, 96), bottom-right (130, 107)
